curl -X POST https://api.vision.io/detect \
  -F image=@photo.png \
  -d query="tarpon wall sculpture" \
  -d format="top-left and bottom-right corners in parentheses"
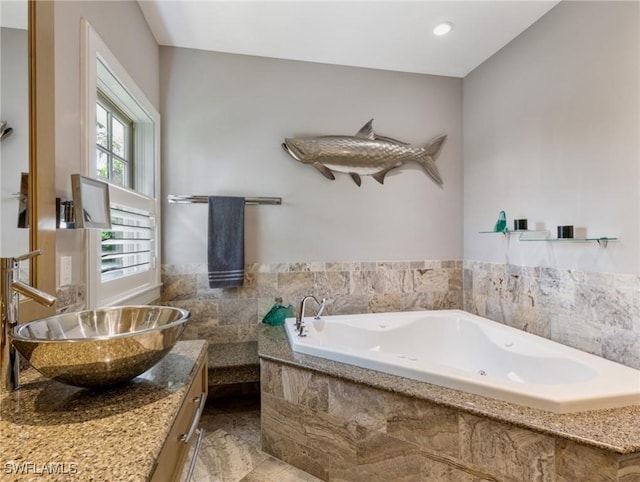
top-left (282, 120), bottom-right (447, 187)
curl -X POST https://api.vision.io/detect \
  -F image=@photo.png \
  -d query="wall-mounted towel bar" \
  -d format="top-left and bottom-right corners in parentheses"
top-left (167, 195), bottom-right (282, 205)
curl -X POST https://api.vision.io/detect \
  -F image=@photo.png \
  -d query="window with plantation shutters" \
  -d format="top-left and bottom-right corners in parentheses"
top-left (90, 182), bottom-right (159, 307)
top-left (83, 20), bottom-right (161, 308)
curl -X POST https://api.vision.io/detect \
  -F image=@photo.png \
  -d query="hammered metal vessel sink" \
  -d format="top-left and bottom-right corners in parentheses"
top-left (11, 306), bottom-right (190, 387)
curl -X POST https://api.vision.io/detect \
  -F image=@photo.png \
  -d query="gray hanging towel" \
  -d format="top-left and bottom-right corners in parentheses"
top-left (208, 196), bottom-right (245, 288)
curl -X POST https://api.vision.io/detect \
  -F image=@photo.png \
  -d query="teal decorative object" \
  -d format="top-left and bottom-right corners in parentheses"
top-left (494, 211), bottom-right (507, 232)
top-left (261, 298), bottom-right (294, 326)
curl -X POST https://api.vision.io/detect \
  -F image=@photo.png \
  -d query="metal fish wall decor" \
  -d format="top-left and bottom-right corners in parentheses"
top-left (282, 119), bottom-right (447, 187)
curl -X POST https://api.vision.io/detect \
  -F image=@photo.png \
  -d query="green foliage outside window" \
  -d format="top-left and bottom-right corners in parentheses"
top-left (96, 91), bottom-right (132, 188)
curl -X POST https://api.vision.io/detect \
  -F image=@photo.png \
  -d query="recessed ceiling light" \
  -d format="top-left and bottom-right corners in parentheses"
top-left (433, 22), bottom-right (453, 36)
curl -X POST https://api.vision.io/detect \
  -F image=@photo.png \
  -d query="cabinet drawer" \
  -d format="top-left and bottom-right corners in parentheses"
top-left (150, 357), bottom-right (208, 482)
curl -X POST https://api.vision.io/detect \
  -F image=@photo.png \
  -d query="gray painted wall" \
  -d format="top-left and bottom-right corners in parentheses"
top-left (160, 48), bottom-right (463, 265)
top-left (52, 0), bottom-right (160, 290)
top-left (463, 1), bottom-right (640, 274)
top-left (0, 27), bottom-right (29, 257)
top-left (54, 0), bottom-right (159, 195)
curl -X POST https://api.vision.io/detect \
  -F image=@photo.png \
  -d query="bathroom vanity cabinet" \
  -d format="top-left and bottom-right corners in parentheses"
top-left (0, 340), bottom-right (207, 481)
top-left (150, 347), bottom-right (208, 481)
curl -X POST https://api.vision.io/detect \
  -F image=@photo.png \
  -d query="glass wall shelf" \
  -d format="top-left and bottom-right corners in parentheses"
top-left (479, 229), bottom-right (510, 236)
top-left (518, 237), bottom-right (617, 247)
top-left (479, 229), bottom-right (548, 237)
top-left (479, 230), bottom-right (616, 247)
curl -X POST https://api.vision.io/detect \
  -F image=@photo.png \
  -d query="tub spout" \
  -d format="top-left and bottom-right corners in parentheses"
top-left (296, 295), bottom-right (326, 336)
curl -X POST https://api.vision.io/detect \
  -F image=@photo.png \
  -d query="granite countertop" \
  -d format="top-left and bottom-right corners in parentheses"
top-left (0, 340), bottom-right (207, 481)
top-left (208, 341), bottom-right (258, 369)
top-left (258, 324), bottom-right (640, 454)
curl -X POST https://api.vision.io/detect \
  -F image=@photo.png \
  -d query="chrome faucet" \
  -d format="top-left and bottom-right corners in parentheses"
top-left (296, 295), bottom-right (326, 336)
top-left (1, 250), bottom-right (56, 390)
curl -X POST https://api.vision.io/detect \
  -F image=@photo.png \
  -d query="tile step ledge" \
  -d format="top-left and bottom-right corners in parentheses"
top-left (207, 342), bottom-right (259, 385)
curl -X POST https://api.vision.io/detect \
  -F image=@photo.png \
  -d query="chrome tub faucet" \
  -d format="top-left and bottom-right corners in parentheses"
top-left (296, 295), bottom-right (326, 336)
top-left (1, 250), bottom-right (57, 390)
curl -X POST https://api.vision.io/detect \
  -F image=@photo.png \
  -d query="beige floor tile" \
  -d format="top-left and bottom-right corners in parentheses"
top-left (182, 395), bottom-right (321, 482)
top-left (240, 456), bottom-right (323, 482)
top-left (184, 429), bottom-right (267, 482)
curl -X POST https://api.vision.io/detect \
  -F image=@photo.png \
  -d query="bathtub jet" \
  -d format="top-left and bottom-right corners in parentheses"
top-left (285, 309), bottom-right (640, 413)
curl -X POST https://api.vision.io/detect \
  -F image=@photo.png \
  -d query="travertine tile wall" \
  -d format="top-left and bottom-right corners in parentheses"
top-left (57, 260), bottom-right (638, 373)
top-left (161, 260), bottom-right (463, 345)
top-left (261, 359), bottom-right (640, 482)
top-left (463, 261), bottom-right (640, 370)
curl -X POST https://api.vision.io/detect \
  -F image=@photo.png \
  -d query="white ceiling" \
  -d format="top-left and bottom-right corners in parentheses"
top-left (138, 0), bottom-right (560, 78)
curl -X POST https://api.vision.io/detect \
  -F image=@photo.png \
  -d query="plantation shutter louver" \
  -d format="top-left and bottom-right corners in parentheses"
top-left (101, 204), bottom-right (155, 282)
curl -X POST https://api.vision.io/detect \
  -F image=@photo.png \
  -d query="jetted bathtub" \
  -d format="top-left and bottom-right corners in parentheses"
top-left (284, 309), bottom-right (640, 413)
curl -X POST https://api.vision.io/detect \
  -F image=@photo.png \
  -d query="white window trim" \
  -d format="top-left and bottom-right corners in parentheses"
top-left (81, 19), bottom-right (161, 308)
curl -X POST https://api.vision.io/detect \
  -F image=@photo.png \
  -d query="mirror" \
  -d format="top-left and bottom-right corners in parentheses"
top-left (71, 174), bottom-right (112, 229)
top-left (0, 0), bottom-right (29, 259)
top-left (16, 0), bottom-right (56, 321)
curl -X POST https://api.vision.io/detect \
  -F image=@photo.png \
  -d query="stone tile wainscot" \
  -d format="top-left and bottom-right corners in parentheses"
top-left (463, 261), bottom-right (640, 370)
top-left (161, 260), bottom-right (462, 386)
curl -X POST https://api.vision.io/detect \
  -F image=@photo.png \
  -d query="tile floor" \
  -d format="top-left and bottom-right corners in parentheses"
top-left (183, 394), bottom-right (321, 482)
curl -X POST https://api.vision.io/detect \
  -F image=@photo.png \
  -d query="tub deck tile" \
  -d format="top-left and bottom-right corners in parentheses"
top-left (353, 432), bottom-right (423, 481)
top-left (326, 374), bottom-right (390, 436)
top-left (617, 453), bottom-right (640, 480)
top-left (260, 358), bottom-right (284, 398)
top-left (555, 438), bottom-right (618, 482)
top-left (261, 431), bottom-right (329, 481)
top-left (281, 364), bottom-right (330, 412)
top-left (261, 393), bottom-right (357, 466)
top-left (386, 396), bottom-right (460, 458)
top-left (421, 454), bottom-right (501, 482)
top-left (459, 413), bottom-right (556, 482)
